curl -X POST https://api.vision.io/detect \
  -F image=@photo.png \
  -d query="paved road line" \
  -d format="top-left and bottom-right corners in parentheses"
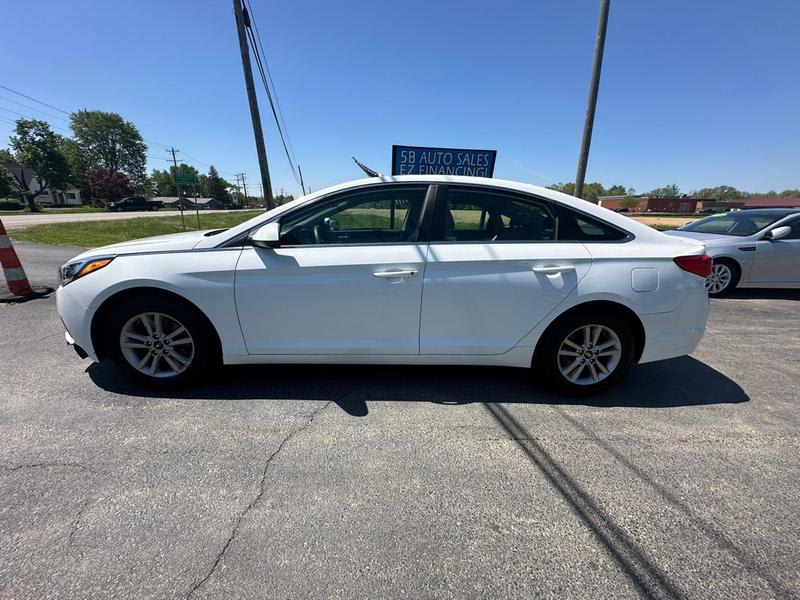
top-left (2, 209), bottom-right (246, 230)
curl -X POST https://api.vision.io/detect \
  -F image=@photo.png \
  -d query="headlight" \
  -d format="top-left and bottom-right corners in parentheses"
top-left (59, 256), bottom-right (115, 286)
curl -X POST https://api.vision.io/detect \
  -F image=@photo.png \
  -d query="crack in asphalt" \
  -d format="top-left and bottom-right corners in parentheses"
top-left (68, 498), bottom-right (93, 548)
top-left (0, 462), bottom-right (91, 473)
top-left (185, 400), bottom-right (334, 599)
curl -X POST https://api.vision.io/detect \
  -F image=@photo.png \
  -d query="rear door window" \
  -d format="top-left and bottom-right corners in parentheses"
top-left (442, 187), bottom-right (556, 242)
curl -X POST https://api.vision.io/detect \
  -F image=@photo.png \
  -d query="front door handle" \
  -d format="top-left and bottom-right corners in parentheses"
top-left (532, 265), bottom-right (575, 275)
top-left (373, 269), bottom-right (418, 279)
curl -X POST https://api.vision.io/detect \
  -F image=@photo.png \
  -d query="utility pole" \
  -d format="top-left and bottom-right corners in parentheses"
top-left (232, 0), bottom-right (275, 211)
top-left (298, 164), bottom-right (307, 195)
top-left (574, 0), bottom-right (610, 200)
top-left (239, 173), bottom-right (249, 208)
top-left (170, 147), bottom-right (185, 228)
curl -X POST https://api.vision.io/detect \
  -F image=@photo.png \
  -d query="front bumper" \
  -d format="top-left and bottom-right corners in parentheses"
top-left (56, 285), bottom-right (98, 361)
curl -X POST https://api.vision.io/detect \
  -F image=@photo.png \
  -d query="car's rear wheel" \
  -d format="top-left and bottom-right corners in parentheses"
top-left (536, 312), bottom-right (636, 396)
top-left (705, 258), bottom-right (739, 296)
top-left (104, 296), bottom-right (217, 387)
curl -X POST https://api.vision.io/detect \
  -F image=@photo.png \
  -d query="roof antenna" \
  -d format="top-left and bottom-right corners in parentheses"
top-left (352, 156), bottom-right (382, 178)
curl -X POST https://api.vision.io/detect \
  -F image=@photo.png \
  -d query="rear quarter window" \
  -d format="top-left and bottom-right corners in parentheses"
top-left (556, 206), bottom-right (629, 241)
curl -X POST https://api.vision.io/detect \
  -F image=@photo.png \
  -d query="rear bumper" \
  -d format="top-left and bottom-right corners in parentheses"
top-left (56, 285), bottom-right (98, 361)
top-left (638, 286), bottom-right (709, 364)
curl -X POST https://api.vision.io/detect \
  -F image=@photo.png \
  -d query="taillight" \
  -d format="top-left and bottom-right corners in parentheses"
top-left (674, 255), bottom-right (712, 278)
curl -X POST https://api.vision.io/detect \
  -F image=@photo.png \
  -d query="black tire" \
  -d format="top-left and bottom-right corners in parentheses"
top-left (535, 311), bottom-right (637, 396)
top-left (103, 295), bottom-right (219, 388)
top-left (706, 258), bottom-right (740, 297)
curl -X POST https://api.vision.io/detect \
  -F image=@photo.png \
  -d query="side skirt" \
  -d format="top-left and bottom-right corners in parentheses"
top-left (223, 346), bottom-right (534, 368)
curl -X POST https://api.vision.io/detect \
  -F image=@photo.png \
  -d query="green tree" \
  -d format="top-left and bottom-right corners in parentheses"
top-left (548, 182), bottom-right (575, 196)
top-left (606, 184), bottom-right (627, 196)
top-left (6, 119), bottom-right (70, 211)
top-left (691, 185), bottom-right (744, 201)
top-left (150, 169), bottom-right (176, 196)
top-left (548, 181), bottom-right (612, 203)
top-left (196, 174), bottom-right (209, 197)
top-left (0, 149), bottom-right (16, 199)
top-left (647, 184), bottom-right (680, 197)
top-left (70, 110), bottom-right (147, 186)
top-left (60, 138), bottom-right (92, 202)
top-left (205, 165), bottom-right (231, 205)
top-left (149, 163), bottom-right (199, 197)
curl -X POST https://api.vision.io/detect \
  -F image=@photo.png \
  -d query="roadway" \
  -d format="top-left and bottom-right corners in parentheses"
top-left (0, 209), bottom-right (243, 230)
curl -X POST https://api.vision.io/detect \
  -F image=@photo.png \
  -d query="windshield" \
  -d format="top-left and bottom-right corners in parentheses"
top-left (678, 212), bottom-right (789, 237)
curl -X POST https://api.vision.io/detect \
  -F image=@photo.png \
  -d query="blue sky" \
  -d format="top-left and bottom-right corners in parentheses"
top-left (1, 0), bottom-right (798, 196)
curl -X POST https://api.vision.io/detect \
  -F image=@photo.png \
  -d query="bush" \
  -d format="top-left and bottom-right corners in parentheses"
top-left (0, 200), bottom-right (23, 211)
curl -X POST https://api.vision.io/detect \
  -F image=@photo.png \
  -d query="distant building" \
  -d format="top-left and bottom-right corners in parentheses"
top-left (738, 197), bottom-right (800, 209)
top-left (598, 195), bottom-right (800, 213)
top-left (597, 196), bottom-right (706, 213)
top-left (2, 164), bottom-right (83, 206)
top-left (32, 187), bottom-right (83, 206)
top-left (157, 197), bottom-right (222, 210)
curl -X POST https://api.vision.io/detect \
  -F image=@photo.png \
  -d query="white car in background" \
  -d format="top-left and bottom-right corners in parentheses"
top-left (665, 209), bottom-right (800, 295)
top-left (56, 176), bottom-right (711, 395)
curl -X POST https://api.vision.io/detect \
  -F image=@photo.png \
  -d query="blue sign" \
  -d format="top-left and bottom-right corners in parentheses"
top-left (392, 145), bottom-right (497, 177)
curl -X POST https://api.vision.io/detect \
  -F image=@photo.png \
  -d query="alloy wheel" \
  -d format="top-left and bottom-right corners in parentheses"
top-left (119, 312), bottom-right (195, 378)
top-left (557, 324), bottom-right (622, 385)
top-left (705, 263), bottom-right (732, 294)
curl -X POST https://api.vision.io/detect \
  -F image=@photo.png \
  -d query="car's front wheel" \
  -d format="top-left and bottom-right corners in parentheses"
top-left (104, 296), bottom-right (218, 387)
top-left (536, 312), bottom-right (636, 396)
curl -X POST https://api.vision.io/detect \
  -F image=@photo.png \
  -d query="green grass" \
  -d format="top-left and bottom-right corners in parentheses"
top-left (10, 211), bottom-right (264, 247)
top-left (0, 206), bottom-right (107, 215)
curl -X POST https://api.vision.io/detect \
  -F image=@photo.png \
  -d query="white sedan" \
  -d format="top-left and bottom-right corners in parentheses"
top-left (665, 208), bottom-right (800, 295)
top-left (56, 176), bottom-right (710, 395)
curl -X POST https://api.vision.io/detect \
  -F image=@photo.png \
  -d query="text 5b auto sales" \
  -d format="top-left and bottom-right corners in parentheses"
top-left (391, 145), bottom-right (497, 177)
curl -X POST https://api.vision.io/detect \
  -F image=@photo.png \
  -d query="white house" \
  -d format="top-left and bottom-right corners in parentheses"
top-left (157, 197), bottom-right (222, 210)
top-left (34, 187), bottom-right (83, 206)
top-left (3, 164), bottom-right (83, 206)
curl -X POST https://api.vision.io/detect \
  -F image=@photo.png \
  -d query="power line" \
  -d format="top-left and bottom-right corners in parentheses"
top-left (244, 0), bottom-right (300, 170)
top-left (0, 85), bottom-right (241, 176)
top-left (0, 95), bottom-right (69, 122)
top-left (178, 150), bottom-right (239, 178)
top-left (0, 105), bottom-right (73, 136)
top-left (242, 2), bottom-right (303, 187)
top-left (0, 84), bottom-right (71, 115)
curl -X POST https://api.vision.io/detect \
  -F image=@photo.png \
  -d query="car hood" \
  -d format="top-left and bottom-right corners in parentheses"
top-left (662, 230), bottom-right (742, 246)
top-left (68, 229), bottom-right (215, 262)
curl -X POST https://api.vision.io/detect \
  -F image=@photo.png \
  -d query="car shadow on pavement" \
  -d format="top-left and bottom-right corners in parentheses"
top-left (723, 288), bottom-right (800, 301)
top-left (87, 355), bottom-right (748, 416)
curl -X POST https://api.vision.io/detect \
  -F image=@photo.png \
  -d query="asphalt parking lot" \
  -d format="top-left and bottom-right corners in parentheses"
top-left (1, 242), bottom-right (799, 599)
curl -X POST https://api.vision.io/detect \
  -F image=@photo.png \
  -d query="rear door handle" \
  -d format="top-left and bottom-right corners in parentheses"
top-left (532, 265), bottom-right (575, 275)
top-left (373, 269), bottom-right (418, 279)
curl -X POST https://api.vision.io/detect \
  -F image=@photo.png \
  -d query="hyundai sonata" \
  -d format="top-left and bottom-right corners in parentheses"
top-left (57, 176), bottom-right (711, 395)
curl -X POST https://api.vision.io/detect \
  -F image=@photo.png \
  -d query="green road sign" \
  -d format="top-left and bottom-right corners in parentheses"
top-left (172, 173), bottom-right (197, 186)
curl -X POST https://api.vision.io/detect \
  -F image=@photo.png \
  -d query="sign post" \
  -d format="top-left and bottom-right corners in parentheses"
top-left (172, 173), bottom-right (198, 229)
top-left (392, 145), bottom-right (496, 177)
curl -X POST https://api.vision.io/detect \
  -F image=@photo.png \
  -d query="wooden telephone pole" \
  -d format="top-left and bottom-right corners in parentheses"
top-left (575, 0), bottom-right (610, 200)
top-left (233, 0), bottom-right (275, 210)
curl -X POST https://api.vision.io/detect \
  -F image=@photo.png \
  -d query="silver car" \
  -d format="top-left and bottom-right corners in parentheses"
top-left (665, 208), bottom-right (800, 295)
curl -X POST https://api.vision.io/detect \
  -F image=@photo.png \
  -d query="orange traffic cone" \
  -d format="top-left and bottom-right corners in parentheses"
top-left (0, 218), bottom-right (52, 302)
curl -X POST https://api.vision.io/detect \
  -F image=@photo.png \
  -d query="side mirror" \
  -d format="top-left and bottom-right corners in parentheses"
top-left (764, 225), bottom-right (791, 241)
top-left (252, 222), bottom-right (281, 248)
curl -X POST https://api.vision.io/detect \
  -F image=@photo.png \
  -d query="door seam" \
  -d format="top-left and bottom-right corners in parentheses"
top-left (417, 243), bottom-right (430, 355)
